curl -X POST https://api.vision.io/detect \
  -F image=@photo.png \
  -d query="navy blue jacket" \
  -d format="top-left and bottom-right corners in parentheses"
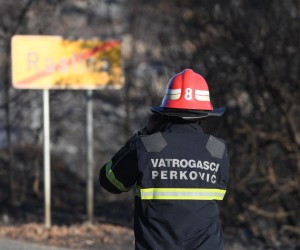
top-left (100, 121), bottom-right (230, 250)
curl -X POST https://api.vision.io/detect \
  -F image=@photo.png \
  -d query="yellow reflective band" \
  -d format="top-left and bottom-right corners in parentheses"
top-left (139, 188), bottom-right (226, 200)
top-left (105, 160), bottom-right (130, 192)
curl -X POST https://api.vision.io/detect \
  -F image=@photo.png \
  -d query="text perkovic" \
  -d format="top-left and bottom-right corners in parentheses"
top-left (152, 170), bottom-right (217, 183)
top-left (151, 158), bottom-right (220, 172)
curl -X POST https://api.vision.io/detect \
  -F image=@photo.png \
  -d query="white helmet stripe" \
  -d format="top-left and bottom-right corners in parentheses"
top-left (166, 88), bottom-right (181, 100)
top-left (166, 94), bottom-right (181, 100)
top-left (195, 95), bottom-right (210, 101)
top-left (166, 89), bottom-right (181, 95)
top-left (195, 89), bottom-right (210, 101)
top-left (195, 90), bottom-right (209, 96)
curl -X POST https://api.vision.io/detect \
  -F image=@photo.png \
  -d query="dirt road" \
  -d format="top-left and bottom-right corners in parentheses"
top-left (0, 238), bottom-right (71, 250)
top-left (0, 238), bottom-right (133, 250)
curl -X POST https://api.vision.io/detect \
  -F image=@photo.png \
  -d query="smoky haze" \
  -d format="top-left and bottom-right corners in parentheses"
top-left (0, 0), bottom-right (299, 249)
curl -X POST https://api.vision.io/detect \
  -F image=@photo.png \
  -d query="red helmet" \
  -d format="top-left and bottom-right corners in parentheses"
top-left (150, 69), bottom-right (225, 119)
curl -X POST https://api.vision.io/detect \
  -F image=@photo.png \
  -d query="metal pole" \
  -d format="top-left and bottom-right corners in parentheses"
top-left (43, 89), bottom-right (51, 227)
top-left (86, 89), bottom-right (94, 223)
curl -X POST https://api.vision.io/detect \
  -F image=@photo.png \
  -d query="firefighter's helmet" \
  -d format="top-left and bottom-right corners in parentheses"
top-left (150, 69), bottom-right (225, 119)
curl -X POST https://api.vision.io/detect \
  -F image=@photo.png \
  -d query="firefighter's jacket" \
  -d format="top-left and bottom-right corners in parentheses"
top-left (99, 122), bottom-right (230, 250)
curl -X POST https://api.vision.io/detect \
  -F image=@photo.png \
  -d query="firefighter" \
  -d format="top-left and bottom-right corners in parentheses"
top-left (99, 69), bottom-right (230, 250)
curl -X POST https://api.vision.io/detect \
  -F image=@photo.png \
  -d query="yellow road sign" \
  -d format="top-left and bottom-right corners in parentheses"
top-left (11, 35), bottom-right (123, 89)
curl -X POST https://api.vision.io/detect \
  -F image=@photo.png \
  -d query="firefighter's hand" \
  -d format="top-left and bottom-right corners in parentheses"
top-left (144, 113), bottom-right (166, 134)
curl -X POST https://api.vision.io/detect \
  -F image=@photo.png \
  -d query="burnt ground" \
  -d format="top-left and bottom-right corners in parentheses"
top-left (0, 159), bottom-right (298, 250)
top-left (0, 154), bottom-right (136, 249)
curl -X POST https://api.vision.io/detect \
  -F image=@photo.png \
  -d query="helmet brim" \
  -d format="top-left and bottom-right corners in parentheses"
top-left (149, 106), bottom-right (226, 120)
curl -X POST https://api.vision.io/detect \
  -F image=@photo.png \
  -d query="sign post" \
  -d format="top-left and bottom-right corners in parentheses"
top-left (11, 35), bottom-right (123, 226)
top-left (86, 89), bottom-right (94, 223)
top-left (43, 89), bottom-right (51, 227)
